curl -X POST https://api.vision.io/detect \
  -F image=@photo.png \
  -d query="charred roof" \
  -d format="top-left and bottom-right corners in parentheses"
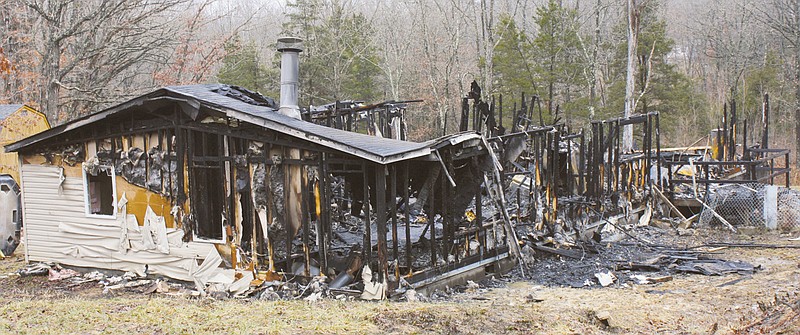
top-left (6, 84), bottom-right (478, 164)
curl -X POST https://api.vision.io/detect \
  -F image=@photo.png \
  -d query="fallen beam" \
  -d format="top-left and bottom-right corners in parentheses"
top-left (652, 186), bottom-right (687, 222)
top-left (699, 242), bottom-right (800, 249)
top-left (530, 244), bottom-right (583, 259)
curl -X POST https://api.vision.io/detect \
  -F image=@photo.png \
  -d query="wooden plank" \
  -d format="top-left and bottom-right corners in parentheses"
top-left (530, 244), bottom-right (582, 259)
top-left (652, 186), bottom-right (687, 221)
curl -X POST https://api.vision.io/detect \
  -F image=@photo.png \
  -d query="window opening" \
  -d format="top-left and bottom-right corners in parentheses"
top-left (85, 166), bottom-right (115, 216)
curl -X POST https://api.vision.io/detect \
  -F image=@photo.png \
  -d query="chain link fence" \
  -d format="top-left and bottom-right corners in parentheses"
top-left (777, 187), bottom-right (800, 231)
top-left (698, 183), bottom-right (800, 232)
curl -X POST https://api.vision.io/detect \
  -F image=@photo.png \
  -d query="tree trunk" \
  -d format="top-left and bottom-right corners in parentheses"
top-left (480, 0), bottom-right (495, 97)
top-left (42, 37), bottom-right (60, 123)
top-left (623, 0), bottom-right (639, 152)
top-left (548, 62), bottom-right (554, 115)
top-left (795, 0), bottom-right (800, 167)
top-left (589, 0), bottom-right (601, 121)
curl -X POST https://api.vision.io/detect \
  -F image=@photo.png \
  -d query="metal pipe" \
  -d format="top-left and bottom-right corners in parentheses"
top-left (277, 37), bottom-right (303, 119)
top-left (277, 38), bottom-right (304, 268)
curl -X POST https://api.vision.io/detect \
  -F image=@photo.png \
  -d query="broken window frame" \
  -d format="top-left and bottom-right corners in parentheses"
top-left (82, 165), bottom-right (117, 219)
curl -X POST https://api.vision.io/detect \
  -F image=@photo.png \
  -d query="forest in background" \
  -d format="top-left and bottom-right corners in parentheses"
top-left (1, 0), bottom-right (799, 163)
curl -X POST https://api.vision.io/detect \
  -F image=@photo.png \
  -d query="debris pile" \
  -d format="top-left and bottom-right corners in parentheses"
top-left (516, 226), bottom-right (759, 289)
top-left (10, 262), bottom-right (384, 301)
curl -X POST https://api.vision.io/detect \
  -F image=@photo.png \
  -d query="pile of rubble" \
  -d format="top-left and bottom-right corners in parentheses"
top-left (6, 222), bottom-right (766, 303)
top-left (9, 261), bottom-right (414, 302)
top-left (514, 224), bottom-right (761, 289)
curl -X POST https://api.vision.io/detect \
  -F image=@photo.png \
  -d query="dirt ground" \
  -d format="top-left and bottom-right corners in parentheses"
top-left (0, 227), bottom-right (798, 334)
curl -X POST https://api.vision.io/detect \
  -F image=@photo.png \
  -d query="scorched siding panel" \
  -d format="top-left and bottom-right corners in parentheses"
top-left (20, 164), bottom-right (216, 282)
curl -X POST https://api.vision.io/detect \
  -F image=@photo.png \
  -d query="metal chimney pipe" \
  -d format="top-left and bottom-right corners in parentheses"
top-left (276, 37), bottom-right (304, 245)
top-left (277, 37), bottom-right (303, 119)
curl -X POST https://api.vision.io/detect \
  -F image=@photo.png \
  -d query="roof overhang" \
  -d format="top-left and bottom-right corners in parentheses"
top-left (5, 86), bottom-right (457, 165)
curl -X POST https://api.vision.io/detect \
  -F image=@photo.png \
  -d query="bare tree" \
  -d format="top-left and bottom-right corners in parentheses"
top-left (155, 0), bottom-right (263, 88)
top-left (372, 2), bottom-right (414, 101)
top-left (623, 0), bottom-right (648, 151)
top-left (414, 0), bottom-right (472, 135)
top-left (758, 0), bottom-right (800, 165)
top-left (0, 1), bottom-right (40, 105)
top-left (21, 0), bottom-right (189, 122)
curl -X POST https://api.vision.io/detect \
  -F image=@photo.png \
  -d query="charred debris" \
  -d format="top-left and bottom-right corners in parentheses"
top-left (5, 38), bottom-right (793, 301)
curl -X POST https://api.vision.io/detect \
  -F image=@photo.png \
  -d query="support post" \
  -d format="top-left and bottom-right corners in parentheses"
top-left (390, 165), bottom-right (399, 279)
top-left (428, 172), bottom-right (436, 267)
top-left (363, 163), bottom-right (372, 266)
top-left (319, 154), bottom-right (330, 275)
top-left (762, 93), bottom-right (770, 150)
top-left (404, 163), bottom-right (412, 275)
top-left (375, 164), bottom-right (388, 283)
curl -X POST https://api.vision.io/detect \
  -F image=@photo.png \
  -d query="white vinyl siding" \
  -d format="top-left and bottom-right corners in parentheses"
top-left (21, 164), bottom-right (216, 281)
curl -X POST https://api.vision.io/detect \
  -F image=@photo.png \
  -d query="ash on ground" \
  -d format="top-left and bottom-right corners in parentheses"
top-left (436, 226), bottom-right (761, 300)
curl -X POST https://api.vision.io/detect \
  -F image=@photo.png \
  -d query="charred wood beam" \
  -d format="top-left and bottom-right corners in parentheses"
top-left (283, 157), bottom-right (293, 273)
top-left (319, 154), bottom-right (330, 275)
top-left (363, 163), bottom-right (372, 266)
top-left (656, 114), bottom-right (661, 188)
top-left (175, 112), bottom-right (187, 205)
top-left (403, 162), bottom-right (412, 275)
top-left (530, 244), bottom-right (583, 259)
top-left (412, 165), bottom-right (440, 213)
top-left (460, 97), bottom-right (469, 132)
top-left (441, 161), bottom-right (452, 261)
top-left (179, 124), bottom-right (325, 154)
top-left (428, 173), bottom-right (436, 267)
top-left (390, 165), bottom-right (399, 280)
top-left (433, 149), bottom-right (456, 187)
top-left (301, 160), bottom-right (311, 277)
top-left (375, 164), bottom-right (389, 283)
top-left (223, 135), bottom-right (235, 246)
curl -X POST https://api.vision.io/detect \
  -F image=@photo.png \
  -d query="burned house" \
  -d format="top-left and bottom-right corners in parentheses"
top-left (6, 39), bottom-right (517, 297)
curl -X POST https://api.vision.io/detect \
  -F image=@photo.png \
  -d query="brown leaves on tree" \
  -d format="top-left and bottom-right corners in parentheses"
top-left (0, 47), bottom-right (14, 75)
